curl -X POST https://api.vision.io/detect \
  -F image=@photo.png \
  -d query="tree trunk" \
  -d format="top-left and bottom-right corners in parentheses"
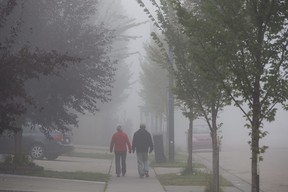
top-left (14, 129), bottom-right (23, 156)
top-left (211, 130), bottom-right (220, 192)
top-left (251, 61), bottom-right (261, 192)
top-left (251, 102), bottom-right (261, 192)
top-left (187, 116), bottom-right (193, 173)
top-left (251, 138), bottom-right (259, 192)
top-left (211, 107), bottom-right (219, 192)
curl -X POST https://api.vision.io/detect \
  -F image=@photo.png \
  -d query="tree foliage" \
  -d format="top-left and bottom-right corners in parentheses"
top-left (175, 1), bottom-right (288, 191)
top-left (72, 0), bottom-right (147, 146)
top-left (21, 0), bottom-right (115, 130)
top-left (0, 0), bottom-right (116, 132)
top-left (137, 2), bottom-right (228, 191)
top-left (139, 42), bottom-right (169, 117)
top-left (0, 0), bottom-right (79, 133)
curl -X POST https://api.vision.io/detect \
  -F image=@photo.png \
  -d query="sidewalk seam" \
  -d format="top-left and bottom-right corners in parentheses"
top-left (151, 166), bottom-right (167, 192)
top-left (104, 157), bottom-right (114, 192)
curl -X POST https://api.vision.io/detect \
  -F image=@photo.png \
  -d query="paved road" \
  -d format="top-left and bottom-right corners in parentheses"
top-left (195, 147), bottom-right (288, 192)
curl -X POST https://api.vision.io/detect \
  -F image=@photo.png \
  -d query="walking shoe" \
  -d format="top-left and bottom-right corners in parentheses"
top-left (117, 174), bottom-right (120, 177)
top-left (139, 174), bottom-right (144, 178)
top-left (145, 172), bottom-right (149, 177)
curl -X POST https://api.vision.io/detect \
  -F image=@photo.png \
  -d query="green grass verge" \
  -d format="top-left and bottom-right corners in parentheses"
top-left (64, 151), bottom-right (113, 159)
top-left (151, 160), bottom-right (206, 169)
top-left (157, 171), bottom-right (232, 186)
top-left (19, 170), bottom-right (110, 182)
top-left (150, 160), bottom-right (186, 168)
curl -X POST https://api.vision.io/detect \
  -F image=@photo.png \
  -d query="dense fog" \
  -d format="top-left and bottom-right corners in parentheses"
top-left (72, 0), bottom-right (288, 153)
top-left (1, 1), bottom-right (288, 192)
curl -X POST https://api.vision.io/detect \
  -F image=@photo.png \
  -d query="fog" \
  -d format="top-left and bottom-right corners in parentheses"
top-left (1, 1), bottom-right (287, 191)
top-left (70, 0), bottom-right (288, 154)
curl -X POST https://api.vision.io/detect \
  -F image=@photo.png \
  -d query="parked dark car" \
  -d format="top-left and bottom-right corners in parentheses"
top-left (0, 125), bottom-right (74, 160)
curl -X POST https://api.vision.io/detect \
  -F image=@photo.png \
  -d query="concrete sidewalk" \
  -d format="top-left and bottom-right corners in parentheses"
top-left (0, 154), bottom-right (243, 192)
top-left (106, 154), bottom-right (165, 192)
top-left (0, 173), bottom-right (106, 192)
top-left (154, 165), bottom-right (243, 192)
top-left (0, 146), bottom-right (254, 192)
top-left (106, 154), bottom-right (241, 192)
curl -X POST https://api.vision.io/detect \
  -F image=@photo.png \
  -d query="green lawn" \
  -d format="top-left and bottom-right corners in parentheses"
top-left (157, 171), bottom-right (232, 186)
top-left (0, 152), bottom-right (111, 182)
top-left (64, 151), bottom-right (113, 159)
top-left (151, 154), bottom-right (232, 187)
top-left (151, 160), bottom-right (206, 169)
top-left (19, 170), bottom-right (110, 182)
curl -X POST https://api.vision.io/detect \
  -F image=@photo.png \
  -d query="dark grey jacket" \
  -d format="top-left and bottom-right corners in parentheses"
top-left (132, 128), bottom-right (153, 153)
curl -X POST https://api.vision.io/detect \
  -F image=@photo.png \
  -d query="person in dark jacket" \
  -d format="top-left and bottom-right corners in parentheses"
top-left (132, 123), bottom-right (153, 178)
top-left (110, 125), bottom-right (132, 177)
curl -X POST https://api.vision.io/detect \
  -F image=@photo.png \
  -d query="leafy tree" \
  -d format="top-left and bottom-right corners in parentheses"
top-left (0, 0), bottom-right (79, 134)
top-left (137, 1), bottom-right (230, 191)
top-left (92, 0), bottom-right (145, 142)
top-left (175, 1), bottom-right (288, 192)
top-left (137, 0), bottom-right (179, 162)
top-left (72, 0), bottom-right (147, 146)
top-left (0, 0), bottom-right (116, 157)
top-left (139, 41), bottom-right (169, 133)
top-left (16, 0), bottom-right (116, 130)
top-left (174, 59), bottom-right (228, 191)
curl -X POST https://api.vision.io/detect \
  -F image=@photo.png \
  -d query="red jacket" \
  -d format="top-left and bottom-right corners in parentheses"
top-left (110, 130), bottom-right (132, 153)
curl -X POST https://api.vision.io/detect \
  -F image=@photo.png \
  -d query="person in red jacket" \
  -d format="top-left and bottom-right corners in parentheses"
top-left (110, 125), bottom-right (132, 177)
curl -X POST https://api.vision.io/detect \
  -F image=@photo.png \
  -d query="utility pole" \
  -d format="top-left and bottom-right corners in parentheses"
top-left (167, 48), bottom-right (174, 162)
top-left (168, 76), bottom-right (174, 162)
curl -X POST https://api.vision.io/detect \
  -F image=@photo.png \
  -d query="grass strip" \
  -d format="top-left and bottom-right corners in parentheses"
top-left (151, 161), bottom-right (206, 169)
top-left (19, 170), bottom-right (110, 182)
top-left (64, 152), bottom-right (113, 159)
top-left (151, 161), bottom-right (186, 168)
top-left (157, 172), bottom-right (232, 186)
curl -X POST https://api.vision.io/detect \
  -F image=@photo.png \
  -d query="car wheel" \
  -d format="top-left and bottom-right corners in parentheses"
top-left (45, 153), bottom-right (59, 160)
top-left (30, 143), bottom-right (45, 160)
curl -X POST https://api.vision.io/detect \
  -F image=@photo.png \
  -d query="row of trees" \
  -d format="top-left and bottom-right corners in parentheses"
top-left (72, 0), bottom-right (145, 146)
top-left (138, 1), bottom-right (288, 192)
top-left (0, 0), bottom-right (131, 151)
top-left (139, 41), bottom-right (169, 133)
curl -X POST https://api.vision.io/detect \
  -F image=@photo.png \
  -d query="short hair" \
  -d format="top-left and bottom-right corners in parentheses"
top-left (116, 125), bottom-right (122, 130)
top-left (140, 123), bottom-right (146, 129)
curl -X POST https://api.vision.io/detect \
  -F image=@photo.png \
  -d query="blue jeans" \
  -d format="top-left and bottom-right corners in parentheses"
top-left (136, 152), bottom-right (149, 176)
top-left (115, 151), bottom-right (127, 176)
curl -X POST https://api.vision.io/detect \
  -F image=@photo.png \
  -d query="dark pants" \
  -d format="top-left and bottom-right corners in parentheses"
top-left (115, 151), bottom-right (127, 176)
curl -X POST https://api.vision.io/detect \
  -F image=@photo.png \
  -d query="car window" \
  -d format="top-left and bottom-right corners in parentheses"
top-left (194, 125), bottom-right (210, 134)
top-left (0, 130), bottom-right (14, 138)
top-left (22, 126), bottom-right (35, 133)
